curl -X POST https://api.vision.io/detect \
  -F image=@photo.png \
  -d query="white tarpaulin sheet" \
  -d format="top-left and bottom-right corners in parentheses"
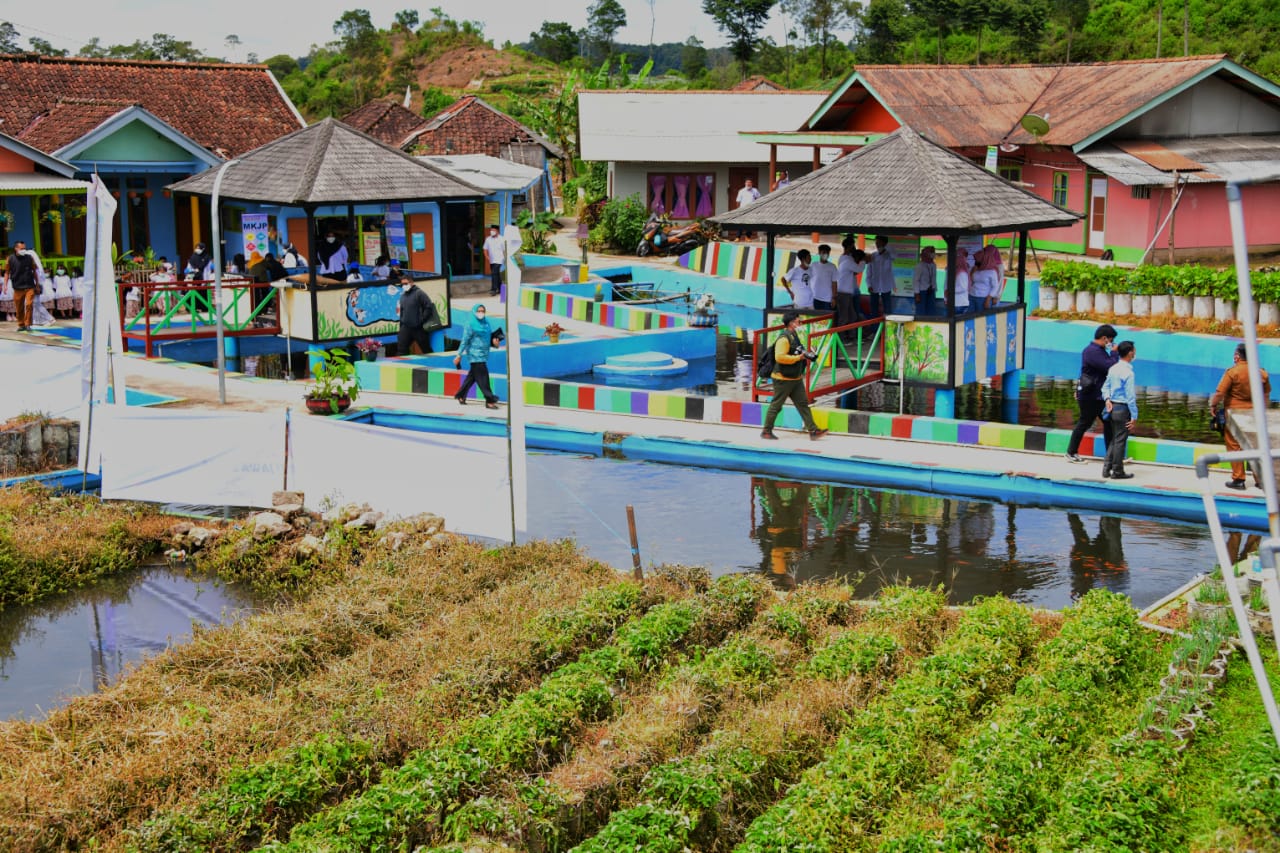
top-left (0, 340), bottom-right (84, 421)
top-left (97, 408), bottom-right (285, 507)
top-left (288, 415), bottom-right (511, 540)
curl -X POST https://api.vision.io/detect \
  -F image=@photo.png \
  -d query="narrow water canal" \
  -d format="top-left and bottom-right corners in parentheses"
top-left (526, 452), bottom-right (1233, 611)
top-left (0, 565), bottom-right (256, 721)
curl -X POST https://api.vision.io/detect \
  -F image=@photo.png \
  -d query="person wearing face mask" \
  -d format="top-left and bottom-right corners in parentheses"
top-left (185, 242), bottom-right (211, 281)
top-left (52, 265), bottom-right (74, 318)
top-left (396, 275), bottom-right (439, 355)
top-left (453, 304), bottom-right (500, 409)
top-left (317, 232), bottom-right (349, 281)
top-left (810, 243), bottom-right (836, 312)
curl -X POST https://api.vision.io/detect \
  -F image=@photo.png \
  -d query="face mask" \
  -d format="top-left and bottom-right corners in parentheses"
top-left (56, 269), bottom-right (66, 276)
top-left (401, 284), bottom-right (411, 292)
top-left (819, 254), bottom-right (829, 262)
top-left (326, 237), bottom-right (336, 244)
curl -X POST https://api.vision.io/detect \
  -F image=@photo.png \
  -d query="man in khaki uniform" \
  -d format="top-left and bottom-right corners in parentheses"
top-left (1210, 343), bottom-right (1271, 490)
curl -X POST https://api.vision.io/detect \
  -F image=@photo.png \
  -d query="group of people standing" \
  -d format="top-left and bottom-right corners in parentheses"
top-left (779, 236), bottom-right (1005, 321)
top-left (1, 242), bottom-right (81, 329)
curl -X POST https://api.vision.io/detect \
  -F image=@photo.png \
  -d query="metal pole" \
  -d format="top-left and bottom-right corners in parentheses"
top-left (626, 504), bottom-right (643, 579)
top-left (210, 159), bottom-right (241, 404)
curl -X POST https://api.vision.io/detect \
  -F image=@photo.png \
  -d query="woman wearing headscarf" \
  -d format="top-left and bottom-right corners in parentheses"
top-left (453, 304), bottom-right (500, 409)
top-left (316, 231), bottom-right (349, 281)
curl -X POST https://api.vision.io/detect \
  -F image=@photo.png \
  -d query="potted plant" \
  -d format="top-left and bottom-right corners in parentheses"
top-left (304, 347), bottom-right (360, 414)
top-left (1254, 269), bottom-right (1280, 327)
top-left (355, 337), bottom-right (381, 362)
top-left (544, 321), bottom-right (565, 343)
top-left (1213, 268), bottom-right (1239, 323)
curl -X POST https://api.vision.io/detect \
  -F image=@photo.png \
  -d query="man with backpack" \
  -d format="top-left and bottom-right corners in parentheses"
top-left (5, 241), bottom-right (42, 331)
top-left (761, 309), bottom-right (828, 441)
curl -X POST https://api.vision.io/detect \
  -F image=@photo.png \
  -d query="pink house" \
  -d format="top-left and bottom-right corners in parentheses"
top-left (747, 56), bottom-right (1280, 263)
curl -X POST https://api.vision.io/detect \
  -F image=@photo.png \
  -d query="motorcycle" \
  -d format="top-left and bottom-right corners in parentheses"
top-left (636, 213), bottom-right (714, 257)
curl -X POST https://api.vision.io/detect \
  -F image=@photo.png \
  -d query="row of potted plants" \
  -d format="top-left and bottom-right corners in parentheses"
top-left (1039, 260), bottom-right (1280, 323)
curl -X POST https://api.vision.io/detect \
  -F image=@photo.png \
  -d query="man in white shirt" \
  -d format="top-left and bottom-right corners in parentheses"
top-left (864, 235), bottom-right (894, 318)
top-left (810, 243), bottom-right (837, 312)
top-left (836, 238), bottom-right (867, 328)
top-left (735, 178), bottom-right (760, 208)
top-left (780, 249), bottom-right (814, 310)
top-left (483, 224), bottom-right (505, 295)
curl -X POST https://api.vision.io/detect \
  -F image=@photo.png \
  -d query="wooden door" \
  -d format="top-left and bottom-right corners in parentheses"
top-left (1087, 177), bottom-right (1108, 256)
top-left (287, 218), bottom-right (312, 264)
top-left (406, 212), bottom-right (436, 272)
top-left (729, 166), bottom-right (760, 210)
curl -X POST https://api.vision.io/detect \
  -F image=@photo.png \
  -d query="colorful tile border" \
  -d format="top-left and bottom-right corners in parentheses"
top-left (356, 359), bottom-right (1229, 469)
top-left (520, 286), bottom-right (687, 332)
top-left (679, 241), bottom-right (802, 285)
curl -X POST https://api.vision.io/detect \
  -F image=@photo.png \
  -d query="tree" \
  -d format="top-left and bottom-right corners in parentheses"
top-left (1051, 0), bottom-right (1090, 61)
top-left (681, 35), bottom-right (708, 78)
top-left (587, 0), bottom-right (627, 61)
top-left (854, 0), bottom-right (907, 62)
top-left (394, 9), bottom-right (420, 31)
top-left (225, 33), bottom-right (241, 61)
top-left (264, 53), bottom-right (300, 79)
top-left (702, 0), bottom-right (778, 78)
top-left (907, 0), bottom-right (960, 63)
top-left (29, 37), bottom-right (67, 57)
top-left (528, 21), bottom-right (580, 63)
top-left (781, 0), bottom-right (860, 78)
top-left (0, 21), bottom-right (20, 53)
top-left (334, 8), bottom-right (378, 57)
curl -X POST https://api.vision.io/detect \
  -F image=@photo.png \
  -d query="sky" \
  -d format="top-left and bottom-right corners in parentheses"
top-left (3, 0), bottom-right (797, 63)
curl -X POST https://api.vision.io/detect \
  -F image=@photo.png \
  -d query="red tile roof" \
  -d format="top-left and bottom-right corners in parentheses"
top-left (411, 96), bottom-right (564, 159)
top-left (818, 56), bottom-right (1239, 147)
top-left (0, 55), bottom-right (303, 158)
top-left (340, 99), bottom-right (428, 149)
top-left (731, 76), bottom-right (785, 92)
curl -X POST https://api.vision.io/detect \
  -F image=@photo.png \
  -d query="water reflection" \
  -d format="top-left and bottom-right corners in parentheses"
top-left (0, 565), bottom-right (257, 721)
top-left (527, 453), bottom-right (1227, 611)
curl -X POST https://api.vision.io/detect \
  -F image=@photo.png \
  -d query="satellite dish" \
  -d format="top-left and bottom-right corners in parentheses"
top-left (1019, 112), bottom-right (1051, 138)
top-left (998, 142), bottom-right (1021, 153)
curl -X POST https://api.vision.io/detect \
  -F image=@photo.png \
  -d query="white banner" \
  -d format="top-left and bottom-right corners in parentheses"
top-left (79, 175), bottom-right (125, 471)
top-left (97, 408), bottom-right (285, 507)
top-left (504, 223), bottom-right (527, 540)
top-left (287, 414), bottom-right (511, 540)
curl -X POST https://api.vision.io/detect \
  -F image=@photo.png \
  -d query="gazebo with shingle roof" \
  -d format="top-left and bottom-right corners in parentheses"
top-left (713, 126), bottom-right (1080, 316)
top-left (169, 117), bottom-right (484, 285)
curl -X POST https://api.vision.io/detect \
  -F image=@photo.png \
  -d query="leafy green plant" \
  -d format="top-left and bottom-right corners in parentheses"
top-left (1198, 577), bottom-right (1229, 605)
top-left (515, 209), bottom-right (559, 255)
top-left (305, 347), bottom-right (359, 409)
top-left (1249, 582), bottom-right (1270, 611)
top-left (591, 194), bottom-right (649, 252)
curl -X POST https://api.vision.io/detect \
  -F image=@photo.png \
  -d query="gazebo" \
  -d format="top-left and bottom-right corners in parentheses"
top-left (169, 118), bottom-right (484, 345)
top-left (712, 127), bottom-right (1081, 416)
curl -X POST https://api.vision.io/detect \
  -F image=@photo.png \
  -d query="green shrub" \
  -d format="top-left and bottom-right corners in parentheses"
top-left (591, 194), bottom-right (649, 252)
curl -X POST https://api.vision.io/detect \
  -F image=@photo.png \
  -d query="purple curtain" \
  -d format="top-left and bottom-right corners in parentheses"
top-left (649, 175), bottom-right (666, 213)
top-left (694, 174), bottom-right (714, 217)
top-left (672, 175), bottom-right (691, 218)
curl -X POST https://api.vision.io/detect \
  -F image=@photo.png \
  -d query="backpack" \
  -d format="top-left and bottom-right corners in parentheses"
top-left (756, 335), bottom-right (777, 380)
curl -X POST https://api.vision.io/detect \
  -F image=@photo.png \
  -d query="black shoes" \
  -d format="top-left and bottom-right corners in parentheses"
top-left (485, 402), bottom-right (499, 410)
top-left (760, 430), bottom-right (779, 440)
top-left (1109, 471), bottom-right (1134, 480)
top-left (1226, 479), bottom-right (1247, 490)
top-left (1065, 453), bottom-right (1083, 462)
top-left (455, 394), bottom-right (466, 405)
top-left (809, 429), bottom-right (828, 441)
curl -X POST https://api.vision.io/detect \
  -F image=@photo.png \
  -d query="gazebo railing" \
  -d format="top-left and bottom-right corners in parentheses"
top-left (751, 314), bottom-right (886, 403)
top-left (119, 279), bottom-right (280, 357)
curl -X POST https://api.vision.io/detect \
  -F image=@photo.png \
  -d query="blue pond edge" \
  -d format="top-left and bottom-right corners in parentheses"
top-left (348, 409), bottom-right (1267, 533)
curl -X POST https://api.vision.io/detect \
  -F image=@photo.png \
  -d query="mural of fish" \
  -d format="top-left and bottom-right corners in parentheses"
top-left (345, 284), bottom-right (402, 327)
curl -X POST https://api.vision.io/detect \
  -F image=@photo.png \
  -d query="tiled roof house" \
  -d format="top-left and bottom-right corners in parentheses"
top-left (0, 54), bottom-right (304, 265)
top-left (340, 99), bottom-right (429, 150)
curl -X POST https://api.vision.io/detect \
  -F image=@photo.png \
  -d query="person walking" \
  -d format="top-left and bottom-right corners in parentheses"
top-left (1101, 340), bottom-right (1138, 479)
top-left (864, 235), bottom-right (894, 318)
top-left (1210, 342), bottom-right (1271, 490)
top-left (6, 241), bottom-right (42, 331)
top-left (453, 304), bottom-right (500, 409)
top-left (761, 309), bottom-right (827, 441)
top-left (1066, 324), bottom-right (1119, 462)
top-left (482, 224), bottom-right (505, 295)
top-left (396, 275), bottom-right (439, 355)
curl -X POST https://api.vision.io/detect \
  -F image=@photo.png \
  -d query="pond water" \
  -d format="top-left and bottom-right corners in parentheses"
top-left (526, 451), bottom-right (1239, 611)
top-left (0, 564), bottom-right (257, 721)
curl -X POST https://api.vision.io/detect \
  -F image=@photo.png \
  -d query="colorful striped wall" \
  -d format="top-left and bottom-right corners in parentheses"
top-left (679, 241), bottom-right (800, 284)
top-left (355, 359), bottom-right (1226, 469)
top-left (520, 286), bottom-right (686, 331)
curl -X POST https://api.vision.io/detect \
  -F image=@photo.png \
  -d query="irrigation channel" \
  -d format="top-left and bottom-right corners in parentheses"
top-left (2, 452), bottom-right (1238, 720)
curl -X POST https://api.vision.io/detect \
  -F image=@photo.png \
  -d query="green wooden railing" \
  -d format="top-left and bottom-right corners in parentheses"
top-left (120, 279), bottom-right (280, 357)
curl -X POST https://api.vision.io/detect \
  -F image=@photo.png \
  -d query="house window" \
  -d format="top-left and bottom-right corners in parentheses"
top-left (1052, 172), bottom-right (1069, 207)
top-left (1131, 185), bottom-right (1152, 199)
top-left (646, 172), bottom-right (715, 218)
top-left (998, 165), bottom-right (1022, 184)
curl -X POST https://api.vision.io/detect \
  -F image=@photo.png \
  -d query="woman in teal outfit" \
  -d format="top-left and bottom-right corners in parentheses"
top-left (454, 304), bottom-right (501, 409)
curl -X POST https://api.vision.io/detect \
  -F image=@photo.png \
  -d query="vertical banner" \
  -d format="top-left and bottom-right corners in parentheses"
top-left (242, 213), bottom-right (270, 266)
top-left (504, 223), bottom-right (527, 541)
top-left (984, 145), bottom-right (999, 172)
top-left (361, 232), bottom-right (382, 266)
top-left (79, 175), bottom-right (125, 472)
top-left (888, 235), bottom-right (921, 298)
top-left (385, 204), bottom-right (409, 264)
top-left (484, 201), bottom-right (501, 229)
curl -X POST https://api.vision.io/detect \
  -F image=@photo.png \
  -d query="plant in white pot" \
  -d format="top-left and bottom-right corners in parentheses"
top-left (305, 348), bottom-right (360, 414)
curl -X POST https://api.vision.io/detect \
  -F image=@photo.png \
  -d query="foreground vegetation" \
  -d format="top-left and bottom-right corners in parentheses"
top-left (0, 487), bottom-right (1277, 851)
